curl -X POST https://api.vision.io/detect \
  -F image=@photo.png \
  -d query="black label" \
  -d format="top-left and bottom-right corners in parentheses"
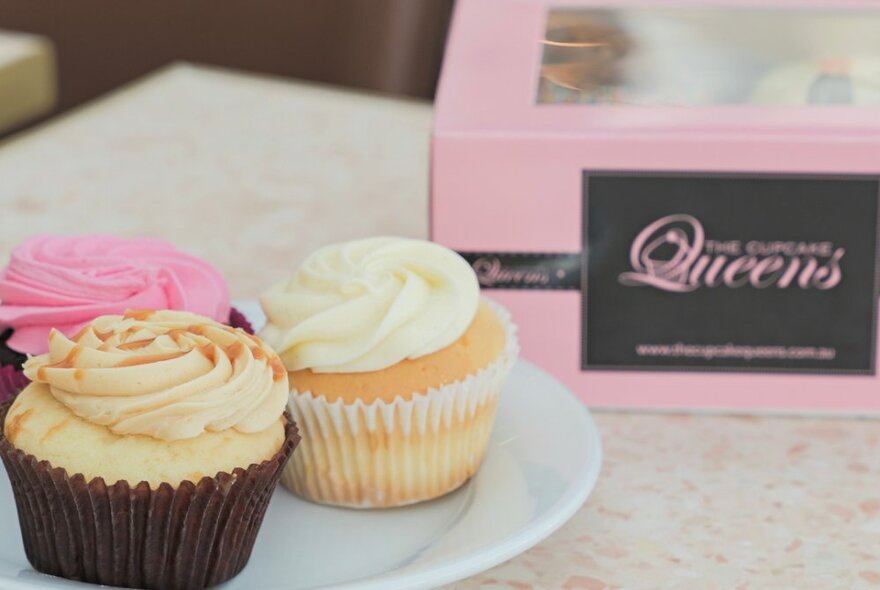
top-left (583, 172), bottom-right (880, 374)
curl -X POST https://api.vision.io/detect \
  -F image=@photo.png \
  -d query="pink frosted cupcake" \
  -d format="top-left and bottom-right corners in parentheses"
top-left (0, 235), bottom-right (250, 400)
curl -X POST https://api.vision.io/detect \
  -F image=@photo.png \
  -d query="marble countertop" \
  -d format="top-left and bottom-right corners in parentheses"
top-left (1, 63), bottom-right (878, 590)
top-left (0, 63), bottom-right (428, 295)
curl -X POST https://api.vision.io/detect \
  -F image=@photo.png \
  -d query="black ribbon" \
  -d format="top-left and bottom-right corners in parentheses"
top-left (458, 252), bottom-right (582, 290)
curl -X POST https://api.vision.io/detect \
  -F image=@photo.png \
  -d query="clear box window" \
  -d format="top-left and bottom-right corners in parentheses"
top-left (538, 7), bottom-right (880, 106)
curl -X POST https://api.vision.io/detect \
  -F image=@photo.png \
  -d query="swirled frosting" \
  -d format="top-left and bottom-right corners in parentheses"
top-left (260, 237), bottom-right (480, 373)
top-left (0, 235), bottom-right (231, 355)
top-left (23, 310), bottom-right (288, 441)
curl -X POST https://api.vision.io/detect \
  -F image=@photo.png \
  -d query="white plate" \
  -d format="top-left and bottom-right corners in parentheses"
top-left (0, 304), bottom-right (602, 590)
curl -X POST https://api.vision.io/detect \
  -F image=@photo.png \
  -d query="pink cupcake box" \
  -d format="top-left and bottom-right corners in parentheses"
top-left (432, 0), bottom-right (880, 413)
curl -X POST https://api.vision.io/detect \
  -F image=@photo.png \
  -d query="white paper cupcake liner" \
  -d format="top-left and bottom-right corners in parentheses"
top-left (281, 299), bottom-right (519, 508)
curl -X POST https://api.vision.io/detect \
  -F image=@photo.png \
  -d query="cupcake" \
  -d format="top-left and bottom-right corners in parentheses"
top-left (0, 310), bottom-right (297, 590)
top-left (0, 234), bottom-right (253, 400)
top-left (260, 237), bottom-right (518, 508)
top-left (751, 57), bottom-right (880, 106)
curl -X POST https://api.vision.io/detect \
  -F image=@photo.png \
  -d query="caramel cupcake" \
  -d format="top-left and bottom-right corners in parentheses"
top-left (0, 310), bottom-right (297, 590)
top-left (260, 237), bottom-right (518, 508)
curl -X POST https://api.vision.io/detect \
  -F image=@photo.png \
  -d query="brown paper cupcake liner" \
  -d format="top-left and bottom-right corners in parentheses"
top-left (0, 400), bottom-right (300, 590)
top-left (0, 365), bottom-right (29, 402)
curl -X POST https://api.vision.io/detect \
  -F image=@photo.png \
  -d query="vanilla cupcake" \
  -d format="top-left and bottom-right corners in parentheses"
top-left (260, 237), bottom-right (517, 508)
top-left (0, 310), bottom-right (297, 590)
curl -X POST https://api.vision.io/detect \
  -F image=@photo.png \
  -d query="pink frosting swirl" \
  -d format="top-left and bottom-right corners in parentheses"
top-left (0, 235), bottom-right (231, 355)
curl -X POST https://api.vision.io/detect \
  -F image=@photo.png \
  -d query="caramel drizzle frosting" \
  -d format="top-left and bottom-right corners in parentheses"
top-left (37, 312), bottom-right (286, 381)
top-left (116, 338), bottom-right (157, 350)
top-left (123, 309), bottom-right (155, 321)
top-left (116, 351), bottom-right (189, 367)
top-left (36, 346), bottom-right (83, 381)
top-left (23, 309), bottom-right (290, 441)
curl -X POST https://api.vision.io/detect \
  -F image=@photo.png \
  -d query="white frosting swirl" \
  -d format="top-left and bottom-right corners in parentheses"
top-left (260, 237), bottom-right (480, 373)
top-left (23, 310), bottom-right (289, 441)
